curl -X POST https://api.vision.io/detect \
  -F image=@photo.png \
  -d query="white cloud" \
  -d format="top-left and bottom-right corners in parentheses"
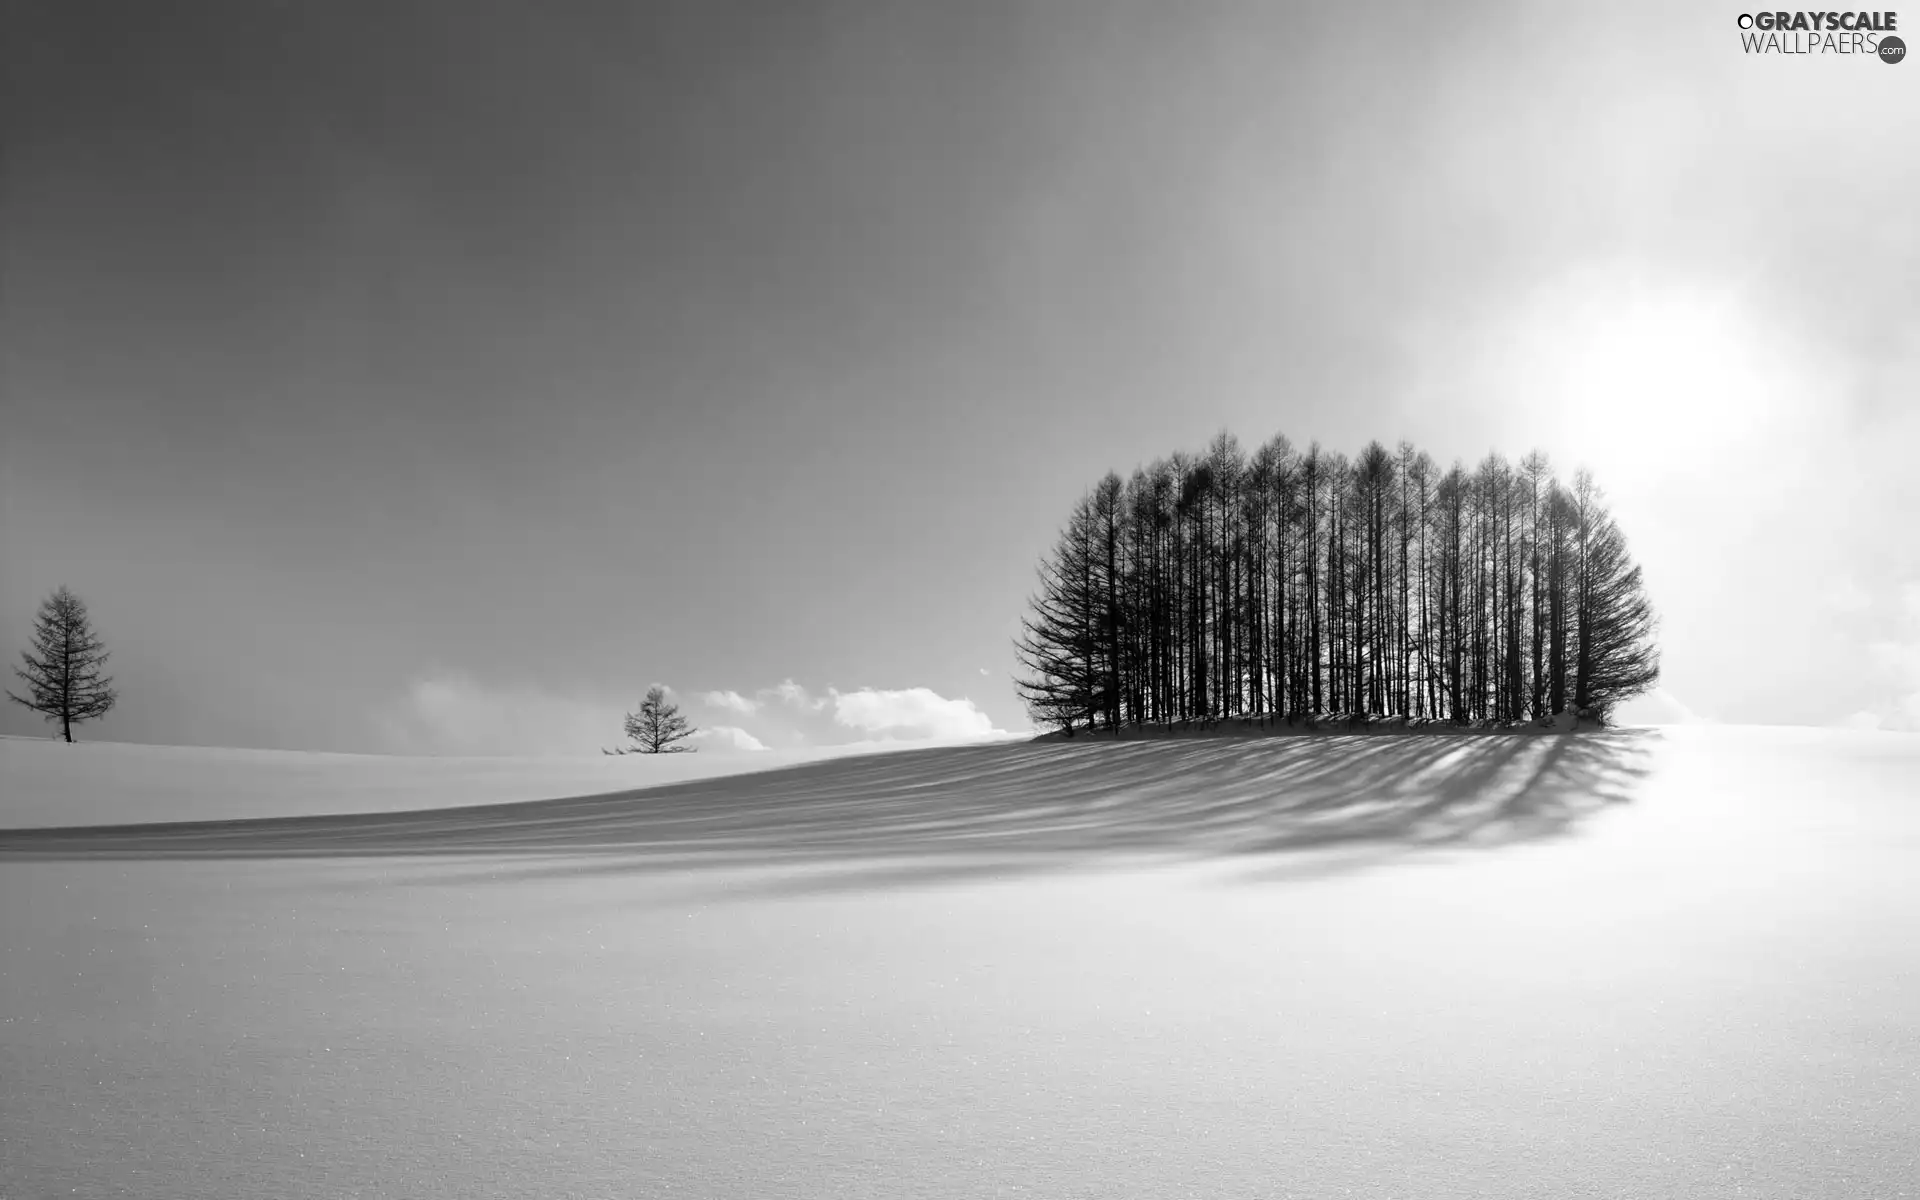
top-left (829, 686), bottom-right (1000, 741)
top-left (375, 674), bottom-right (622, 757)
top-left (680, 678), bottom-right (1016, 748)
top-left (689, 724), bottom-right (769, 752)
top-left (978, 667), bottom-right (990, 676)
top-left (372, 674), bottom-right (1017, 757)
top-left (758, 678), bottom-right (828, 713)
top-left (377, 674), bottom-right (806, 757)
top-left (701, 689), bottom-right (760, 716)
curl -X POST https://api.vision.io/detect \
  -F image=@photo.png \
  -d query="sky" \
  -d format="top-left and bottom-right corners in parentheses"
top-left (2, 0), bottom-right (1916, 754)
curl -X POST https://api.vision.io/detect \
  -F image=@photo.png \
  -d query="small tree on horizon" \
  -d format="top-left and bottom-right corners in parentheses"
top-left (8, 586), bottom-right (118, 743)
top-left (606, 684), bottom-right (697, 754)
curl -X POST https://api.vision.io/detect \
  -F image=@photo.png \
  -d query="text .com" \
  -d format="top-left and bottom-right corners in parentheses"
top-left (1737, 11), bottom-right (1907, 58)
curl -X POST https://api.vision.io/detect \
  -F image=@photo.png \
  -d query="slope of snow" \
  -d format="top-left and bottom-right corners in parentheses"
top-left (2, 724), bottom-right (1917, 1199)
top-left (0, 734), bottom-right (1016, 829)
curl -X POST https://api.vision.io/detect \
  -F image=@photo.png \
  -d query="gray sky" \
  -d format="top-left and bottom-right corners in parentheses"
top-left (4, 0), bottom-right (1916, 753)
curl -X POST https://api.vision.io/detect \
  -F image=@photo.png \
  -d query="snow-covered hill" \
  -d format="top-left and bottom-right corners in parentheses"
top-left (0, 734), bottom-right (1009, 829)
top-left (3, 724), bottom-right (1917, 1199)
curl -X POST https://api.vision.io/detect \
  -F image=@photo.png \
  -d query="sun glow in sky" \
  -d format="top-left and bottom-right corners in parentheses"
top-left (1507, 278), bottom-right (1801, 484)
top-left (1435, 265), bottom-right (1915, 729)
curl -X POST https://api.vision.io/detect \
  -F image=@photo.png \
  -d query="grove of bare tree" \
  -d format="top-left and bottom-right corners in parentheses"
top-left (1016, 434), bottom-right (1659, 736)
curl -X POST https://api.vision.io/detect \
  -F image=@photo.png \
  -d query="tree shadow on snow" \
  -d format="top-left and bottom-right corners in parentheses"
top-left (0, 730), bottom-right (1659, 892)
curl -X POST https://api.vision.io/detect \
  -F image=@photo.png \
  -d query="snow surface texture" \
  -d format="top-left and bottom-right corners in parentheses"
top-left (2, 725), bottom-right (1917, 1198)
top-left (0, 734), bottom-right (1015, 828)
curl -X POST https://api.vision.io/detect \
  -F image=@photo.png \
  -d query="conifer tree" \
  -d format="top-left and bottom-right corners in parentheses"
top-left (607, 685), bottom-right (697, 754)
top-left (1569, 474), bottom-right (1661, 721)
top-left (1015, 493), bottom-right (1102, 735)
top-left (9, 586), bottom-right (118, 743)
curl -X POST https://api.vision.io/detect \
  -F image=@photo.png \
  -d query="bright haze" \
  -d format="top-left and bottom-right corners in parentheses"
top-left (2, 1), bottom-right (1915, 755)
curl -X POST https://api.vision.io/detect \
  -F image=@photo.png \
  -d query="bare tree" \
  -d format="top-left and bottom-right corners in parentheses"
top-left (9, 586), bottom-right (118, 743)
top-left (1016, 491), bottom-right (1103, 735)
top-left (607, 685), bottom-right (697, 754)
top-left (1569, 473), bottom-right (1661, 722)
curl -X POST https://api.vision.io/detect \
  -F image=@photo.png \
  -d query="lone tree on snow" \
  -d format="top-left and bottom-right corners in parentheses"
top-left (607, 684), bottom-right (697, 754)
top-left (8, 586), bottom-right (118, 743)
